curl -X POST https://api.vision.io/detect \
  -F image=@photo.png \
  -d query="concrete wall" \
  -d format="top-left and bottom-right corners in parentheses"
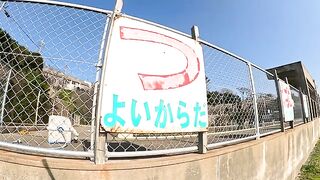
top-left (0, 119), bottom-right (319, 180)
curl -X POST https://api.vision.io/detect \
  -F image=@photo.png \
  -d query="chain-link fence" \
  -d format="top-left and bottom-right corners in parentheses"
top-left (107, 132), bottom-right (198, 157)
top-left (0, 0), bottom-right (109, 157)
top-left (201, 42), bottom-right (257, 148)
top-left (251, 66), bottom-right (282, 135)
top-left (0, 0), bottom-right (314, 162)
top-left (290, 85), bottom-right (304, 125)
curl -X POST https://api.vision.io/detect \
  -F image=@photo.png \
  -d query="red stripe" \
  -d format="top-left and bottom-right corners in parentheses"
top-left (120, 26), bottom-right (200, 90)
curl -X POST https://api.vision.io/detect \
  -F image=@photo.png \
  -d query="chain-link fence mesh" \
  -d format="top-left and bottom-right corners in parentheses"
top-left (0, 1), bottom-right (108, 153)
top-left (251, 66), bottom-right (282, 135)
top-left (0, 0), bottom-right (312, 159)
top-left (201, 43), bottom-right (257, 146)
top-left (290, 86), bottom-right (304, 125)
top-left (107, 132), bottom-right (198, 153)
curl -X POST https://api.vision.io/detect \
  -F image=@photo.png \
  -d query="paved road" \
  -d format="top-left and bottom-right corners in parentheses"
top-left (0, 122), bottom-right (292, 152)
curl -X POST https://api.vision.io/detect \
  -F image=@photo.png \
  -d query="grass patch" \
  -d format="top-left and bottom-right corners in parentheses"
top-left (299, 140), bottom-right (320, 179)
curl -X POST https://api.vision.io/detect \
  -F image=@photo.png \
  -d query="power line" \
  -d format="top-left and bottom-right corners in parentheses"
top-left (1, 5), bottom-right (40, 50)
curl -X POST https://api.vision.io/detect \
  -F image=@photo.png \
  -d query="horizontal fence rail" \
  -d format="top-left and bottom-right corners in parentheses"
top-left (0, 0), bottom-right (317, 163)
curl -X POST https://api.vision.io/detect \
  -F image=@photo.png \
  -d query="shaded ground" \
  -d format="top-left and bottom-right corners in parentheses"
top-left (0, 123), bottom-right (283, 153)
top-left (298, 139), bottom-right (320, 180)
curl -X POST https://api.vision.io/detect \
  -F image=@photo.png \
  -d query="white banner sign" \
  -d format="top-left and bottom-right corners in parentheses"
top-left (100, 17), bottom-right (208, 133)
top-left (279, 80), bottom-right (294, 122)
top-left (302, 94), bottom-right (309, 118)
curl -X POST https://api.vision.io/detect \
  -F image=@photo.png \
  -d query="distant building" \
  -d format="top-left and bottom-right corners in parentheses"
top-left (267, 61), bottom-right (319, 119)
top-left (43, 66), bottom-right (92, 92)
top-left (42, 66), bottom-right (93, 125)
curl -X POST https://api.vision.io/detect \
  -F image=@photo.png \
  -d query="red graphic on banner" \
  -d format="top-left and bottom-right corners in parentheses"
top-left (120, 26), bottom-right (200, 90)
top-left (281, 86), bottom-right (294, 108)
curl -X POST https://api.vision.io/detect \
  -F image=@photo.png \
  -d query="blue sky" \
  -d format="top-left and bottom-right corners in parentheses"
top-left (54, 0), bottom-right (320, 88)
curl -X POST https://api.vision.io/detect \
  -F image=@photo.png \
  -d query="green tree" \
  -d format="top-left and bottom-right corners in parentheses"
top-left (58, 88), bottom-right (92, 125)
top-left (0, 28), bottom-right (51, 124)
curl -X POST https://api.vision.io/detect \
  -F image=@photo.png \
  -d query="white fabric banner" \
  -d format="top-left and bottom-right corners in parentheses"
top-left (302, 94), bottom-right (309, 118)
top-left (279, 80), bottom-right (294, 122)
top-left (100, 17), bottom-right (208, 133)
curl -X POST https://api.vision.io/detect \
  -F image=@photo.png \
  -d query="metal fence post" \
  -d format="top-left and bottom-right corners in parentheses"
top-left (34, 90), bottom-right (41, 126)
top-left (306, 85), bottom-right (313, 121)
top-left (273, 70), bottom-right (285, 132)
top-left (247, 62), bottom-right (260, 139)
top-left (0, 2), bottom-right (6, 11)
top-left (90, 16), bottom-right (110, 159)
top-left (191, 25), bottom-right (207, 154)
top-left (313, 80), bottom-right (320, 118)
top-left (198, 131), bottom-right (207, 154)
top-left (299, 87), bottom-right (306, 124)
top-left (0, 69), bottom-right (11, 127)
top-left (94, 0), bottom-right (123, 164)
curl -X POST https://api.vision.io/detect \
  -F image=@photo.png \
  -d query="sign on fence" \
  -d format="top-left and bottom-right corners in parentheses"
top-left (279, 80), bottom-right (294, 121)
top-left (100, 16), bottom-right (208, 133)
top-left (302, 94), bottom-right (309, 118)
